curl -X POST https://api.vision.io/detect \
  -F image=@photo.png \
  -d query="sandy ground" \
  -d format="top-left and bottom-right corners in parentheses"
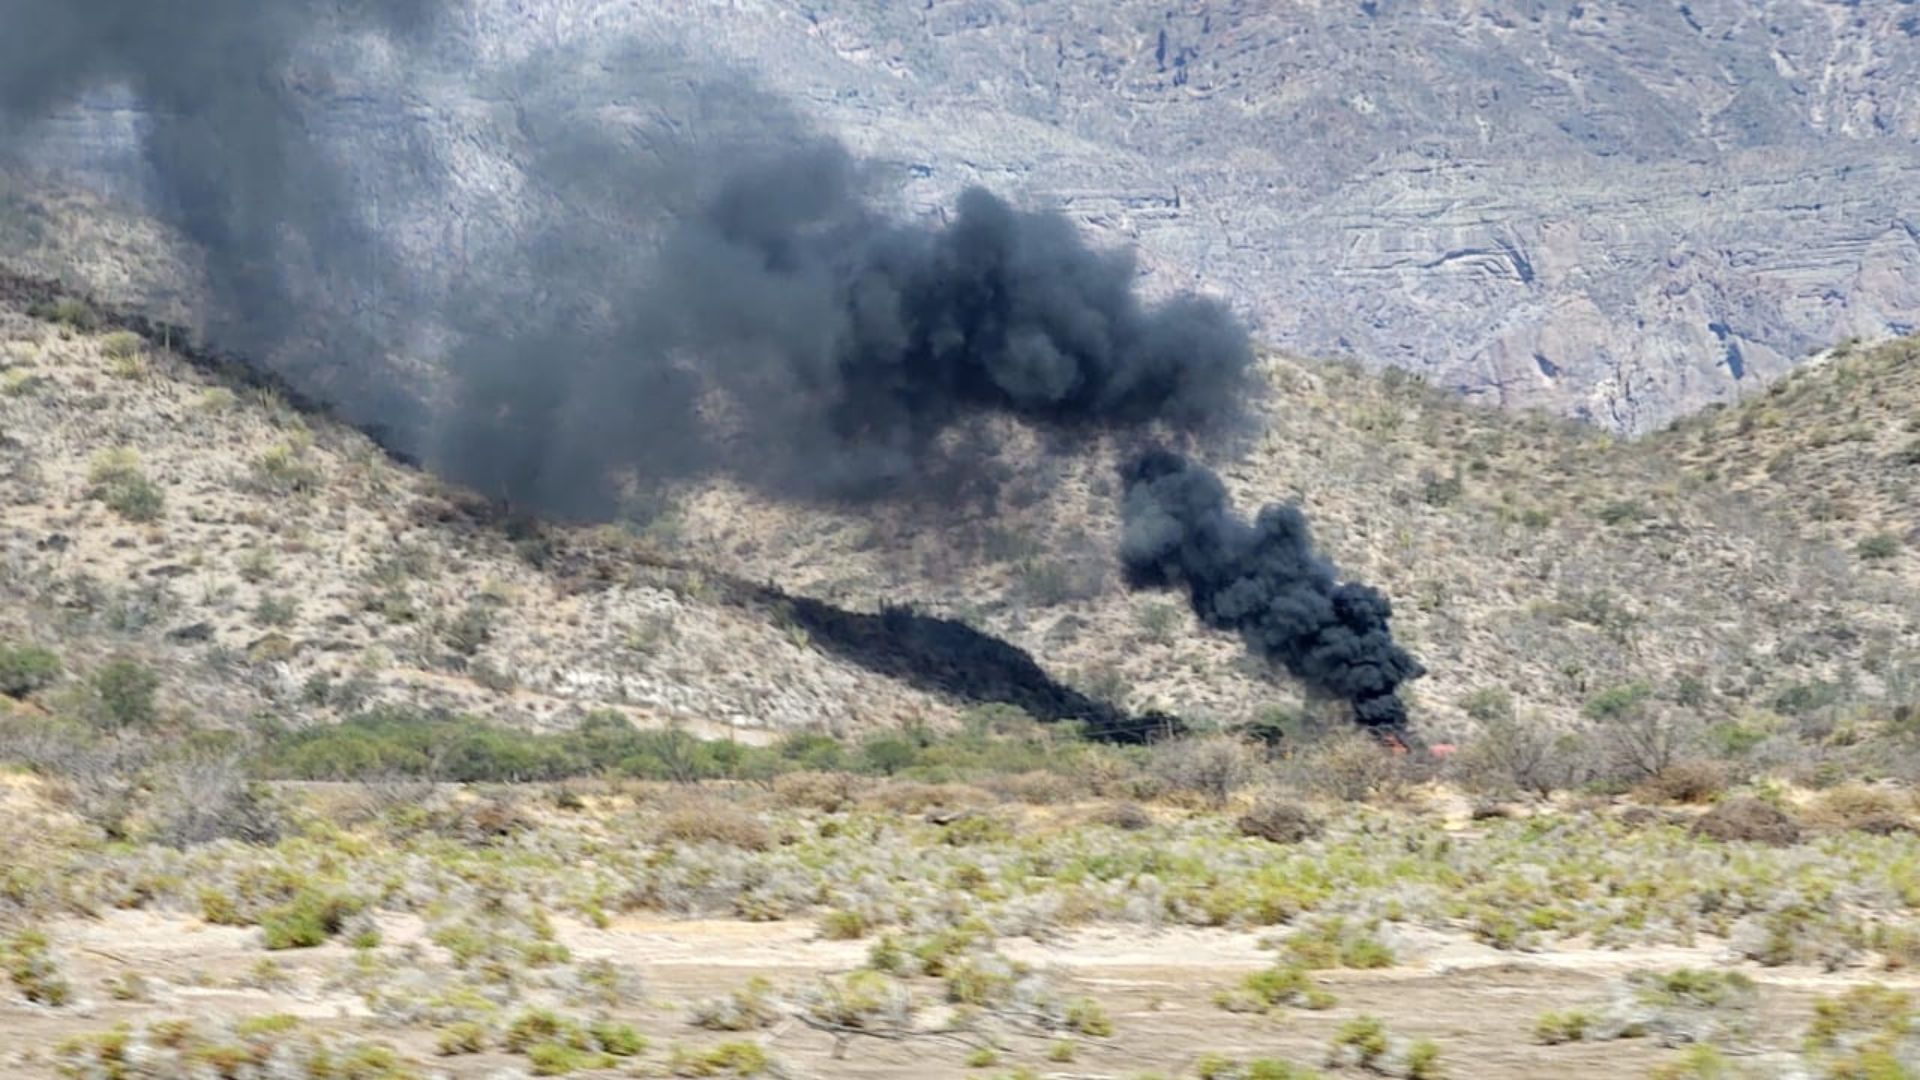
top-left (4, 909), bottom-right (1902, 1078)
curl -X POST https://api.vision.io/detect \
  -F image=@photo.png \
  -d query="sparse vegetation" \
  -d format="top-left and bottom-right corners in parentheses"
top-left (86, 449), bottom-right (164, 522)
top-left (0, 641), bottom-right (61, 699)
top-left (5, 296), bottom-right (1920, 1078)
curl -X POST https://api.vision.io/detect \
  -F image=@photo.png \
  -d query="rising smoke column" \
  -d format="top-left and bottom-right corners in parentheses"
top-left (1118, 449), bottom-right (1425, 734)
top-left (0, 4), bottom-right (1255, 515)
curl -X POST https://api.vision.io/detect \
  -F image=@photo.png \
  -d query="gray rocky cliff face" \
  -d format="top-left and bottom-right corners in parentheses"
top-left (8, 0), bottom-right (1918, 433)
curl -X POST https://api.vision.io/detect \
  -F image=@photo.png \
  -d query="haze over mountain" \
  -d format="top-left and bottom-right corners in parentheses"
top-left (5, 0), bottom-right (1917, 435)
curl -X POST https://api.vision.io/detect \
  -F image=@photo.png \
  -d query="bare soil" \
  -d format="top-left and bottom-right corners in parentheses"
top-left (4, 911), bottom-right (1899, 1078)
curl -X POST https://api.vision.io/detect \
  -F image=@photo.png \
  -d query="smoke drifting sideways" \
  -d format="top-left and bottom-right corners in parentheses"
top-left (1118, 450), bottom-right (1425, 735)
top-left (428, 109), bottom-right (1262, 513)
top-left (0, 1), bottom-right (1256, 517)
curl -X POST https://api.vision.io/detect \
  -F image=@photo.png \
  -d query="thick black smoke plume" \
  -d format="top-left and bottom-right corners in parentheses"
top-left (1119, 450), bottom-right (1425, 734)
top-left (0, 3), bottom-right (1254, 515)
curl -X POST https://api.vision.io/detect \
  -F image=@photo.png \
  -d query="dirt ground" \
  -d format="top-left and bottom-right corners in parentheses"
top-left (3, 910), bottom-right (1896, 1078)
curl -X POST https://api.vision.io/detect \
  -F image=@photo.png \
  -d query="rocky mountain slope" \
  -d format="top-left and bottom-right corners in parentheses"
top-left (8, 0), bottom-right (1919, 433)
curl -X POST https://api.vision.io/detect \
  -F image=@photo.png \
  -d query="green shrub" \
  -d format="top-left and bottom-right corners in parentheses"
top-left (261, 891), bottom-right (359, 950)
top-left (1218, 964), bottom-right (1335, 1013)
top-left (1533, 1009), bottom-right (1593, 1044)
top-left (1858, 533), bottom-right (1902, 561)
top-left (589, 1021), bottom-right (647, 1057)
top-left (0, 642), bottom-right (61, 698)
top-left (820, 910), bottom-right (870, 940)
top-left (527, 1041), bottom-right (615, 1075)
top-left (89, 657), bottom-right (159, 729)
top-left (1065, 997), bottom-right (1113, 1037)
top-left (1331, 1015), bottom-right (1389, 1067)
top-left (101, 330), bottom-right (143, 361)
top-left (6, 929), bottom-right (71, 1006)
top-left (88, 449), bottom-right (164, 522)
top-left (1585, 682), bottom-right (1653, 721)
top-left (1405, 1039), bottom-right (1443, 1079)
top-left (668, 1040), bottom-right (769, 1076)
top-left (31, 296), bottom-right (100, 331)
top-left (255, 594), bottom-right (299, 627)
top-left (1648, 1044), bottom-right (1737, 1080)
top-left (252, 443), bottom-right (321, 495)
top-left (1806, 985), bottom-right (1913, 1050)
top-left (434, 1022), bottom-right (489, 1055)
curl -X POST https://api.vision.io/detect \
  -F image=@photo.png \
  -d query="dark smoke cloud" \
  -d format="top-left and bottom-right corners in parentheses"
top-left (0, 0), bottom-right (439, 440)
top-left (1119, 449), bottom-right (1425, 734)
top-left (0, 3), bottom-right (1254, 516)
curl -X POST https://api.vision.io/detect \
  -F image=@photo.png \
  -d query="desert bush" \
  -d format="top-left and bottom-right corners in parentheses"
top-left (87, 657), bottom-right (158, 730)
top-left (798, 970), bottom-right (912, 1031)
top-left (771, 770), bottom-right (863, 811)
top-left (254, 593), bottom-right (299, 627)
top-left (261, 890), bottom-right (361, 950)
top-left (1289, 732), bottom-right (1407, 802)
top-left (1597, 703), bottom-right (1701, 782)
top-left (1449, 716), bottom-right (1572, 797)
top-left (1215, 964), bottom-right (1335, 1013)
top-left (1812, 784), bottom-right (1911, 833)
top-left (31, 296), bottom-right (99, 330)
top-left (146, 753), bottom-right (282, 847)
top-left (1806, 984), bottom-right (1913, 1050)
top-left (0, 641), bottom-right (61, 698)
top-left (1236, 797), bottom-right (1321, 844)
top-left (1857, 533), bottom-right (1902, 561)
top-left (251, 442), bottom-right (322, 495)
top-left (442, 601), bottom-right (495, 656)
top-left (858, 734), bottom-right (919, 775)
top-left (1690, 798), bottom-right (1801, 846)
top-left (1327, 1015), bottom-right (1389, 1069)
top-left (978, 769), bottom-right (1082, 804)
top-left (1636, 760), bottom-right (1728, 805)
top-left (4, 722), bottom-right (149, 837)
top-left (690, 977), bottom-right (781, 1031)
top-left (1149, 735), bottom-right (1256, 805)
top-left (1064, 997), bottom-right (1113, 1037)
top-left (1533, 1009), bottom-right (1594, 1044)
top-left (87, 449), bottom-right (164, 522)
top-left (1460, 687), bottom-right (1515, 724)
top-left (819, 910), bottom-right (871, 940)
top-left (1137, 602), bottom-right (1181, 643)
top-left (1282, 917), bottom-right (1395, 970)
top-left (1090, 801), bottom-right (1154, 830)
top-left (937, 812), bottom-right (1014, 846)
top-left (5, 929), bottom-right (71, 1005)
top-left (435, 1022), bottom-right (489, 1055)
top-left (668, 1040), bottom-right (771, 1077)
top-left (657, 801), bottom-right (771, 851)
top-left (864, 780), bottom-right (989, 816)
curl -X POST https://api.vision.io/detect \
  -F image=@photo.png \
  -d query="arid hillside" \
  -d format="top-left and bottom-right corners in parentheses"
top-left (676, 342), bottom-right (1920, 755)
top-left (1664, 335), bottom-right (1920, 594)
top-left (0, 284), bottom-right (990, 744)
top-left (3, 268), bottom-right (1916, 765)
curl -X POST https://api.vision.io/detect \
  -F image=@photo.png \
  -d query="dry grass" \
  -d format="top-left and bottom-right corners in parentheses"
top-left (1636, 760), bottom-right (1730, 806)
top-left (1690, 797), bottom-right (1802, 846)
top-left (655, 798), bottom-right (773, 851)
